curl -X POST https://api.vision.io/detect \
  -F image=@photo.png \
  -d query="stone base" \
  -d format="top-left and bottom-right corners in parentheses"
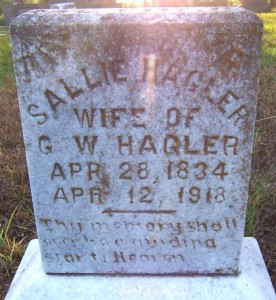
top-left (5, 238), bottom-right (275, 300)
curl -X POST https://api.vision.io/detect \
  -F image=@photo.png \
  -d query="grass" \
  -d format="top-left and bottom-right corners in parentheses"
top-left (245, 13), bottom-right (276, 285)
top-left (259, 13), bottom-right (276, 67)
top-left (0, 86), bottom-right (35, 298)
top-left (0, 26), bottom-right (14, 87)
top-left (0, 207), bottom-right (26, 272)
top-left (247, 13), bottom-right (276, 237)
top-left (0, 12), bottom-right (275, 298)
top-left (246, 173), bottom-right (274, 236)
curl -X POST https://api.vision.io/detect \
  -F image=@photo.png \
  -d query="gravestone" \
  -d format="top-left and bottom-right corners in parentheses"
top-left (76, 0), bottom-right (119, 9)
top-left (10, 7), bottom-right (263, 275)
top-left (50, 2), bottom-right (76, 9)
top-left (242, 0), bottom-right (271, 13)
top-left (2, 4), bottom-right (47, 25)
top-left (6, 7), bottom-right (276, 300)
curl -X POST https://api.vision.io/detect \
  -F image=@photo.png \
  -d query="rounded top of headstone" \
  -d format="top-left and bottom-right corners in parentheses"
top-left (10, 7), bottom-right (262, 31)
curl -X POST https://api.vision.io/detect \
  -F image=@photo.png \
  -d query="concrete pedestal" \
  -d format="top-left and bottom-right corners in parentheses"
top-left (5, 238), bottom-right (275, 300)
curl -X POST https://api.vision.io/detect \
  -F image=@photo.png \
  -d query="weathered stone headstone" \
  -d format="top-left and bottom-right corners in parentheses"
top-left (2, 4), bottom-right (47, 25)
top-left (10, 7), bottom-right (262, 275)
top-left (242, 0), bottom-right (271, 13)
top-left (50, 2), bottom-right (76, 9)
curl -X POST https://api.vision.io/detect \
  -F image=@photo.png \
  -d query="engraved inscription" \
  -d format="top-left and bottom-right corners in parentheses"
top-left (12, 9), bottom-right (261, 274)
top-left (31, 67), bottom-right (246, 272)
top-left (25, 60), bottom-right (250, 128)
